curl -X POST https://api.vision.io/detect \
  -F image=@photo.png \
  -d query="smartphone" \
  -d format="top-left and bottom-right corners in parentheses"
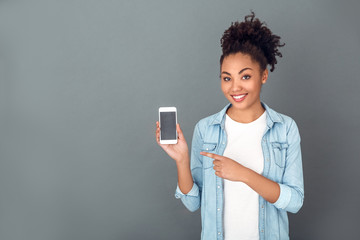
top-left (158, 107), bottom-right (178, 144)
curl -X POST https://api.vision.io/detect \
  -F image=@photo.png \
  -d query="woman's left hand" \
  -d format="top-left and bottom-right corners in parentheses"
top-left (200, 152), bottom-right (249, 182)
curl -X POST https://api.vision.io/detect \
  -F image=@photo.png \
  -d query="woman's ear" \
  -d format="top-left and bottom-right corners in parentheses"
top-left (262, 69), bottom-right (269, 84)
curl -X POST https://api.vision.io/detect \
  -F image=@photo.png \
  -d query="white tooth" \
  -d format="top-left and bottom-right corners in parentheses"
top-left (233, 94), bottom-right (246, 99)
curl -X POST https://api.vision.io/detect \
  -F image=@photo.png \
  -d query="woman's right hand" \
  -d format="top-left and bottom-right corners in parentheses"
top-left (155, 121), bottom-right (189, 164)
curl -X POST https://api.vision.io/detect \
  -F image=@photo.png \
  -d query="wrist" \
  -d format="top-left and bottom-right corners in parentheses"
top-left (176, 156), bottom-right (190, 167)
top-left (238, 167), bottom-right (253, 183)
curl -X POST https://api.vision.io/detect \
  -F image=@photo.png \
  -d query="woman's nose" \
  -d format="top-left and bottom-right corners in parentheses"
top-left (231, 79), bottom-right (243, 91)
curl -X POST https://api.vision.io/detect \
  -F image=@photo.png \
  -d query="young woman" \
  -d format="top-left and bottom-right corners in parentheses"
top-left (155, 12), bottom-right (304, 240)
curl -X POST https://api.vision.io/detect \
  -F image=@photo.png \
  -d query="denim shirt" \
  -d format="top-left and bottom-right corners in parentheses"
top-left (174, 102), bottom-right (304, 240)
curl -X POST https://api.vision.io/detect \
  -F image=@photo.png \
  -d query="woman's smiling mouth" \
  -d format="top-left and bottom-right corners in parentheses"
top-left (231, 93), bottom-right (248, 102)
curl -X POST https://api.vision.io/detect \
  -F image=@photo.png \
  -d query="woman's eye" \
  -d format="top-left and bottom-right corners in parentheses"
top-left (223, 77), bottom-right (231, 82)
top-left (242, 75), bottom-right (251, 80)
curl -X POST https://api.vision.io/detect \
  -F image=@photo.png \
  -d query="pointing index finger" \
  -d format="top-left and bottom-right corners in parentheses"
top-left (200, 152), bottom-right (224, 160)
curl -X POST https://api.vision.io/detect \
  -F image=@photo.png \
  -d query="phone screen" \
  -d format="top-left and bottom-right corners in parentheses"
top-left (160, 111), bottom-right (176, 140)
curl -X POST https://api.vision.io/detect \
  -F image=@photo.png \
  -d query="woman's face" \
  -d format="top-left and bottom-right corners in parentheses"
top-left (220, 52), bottom-right (268, 112)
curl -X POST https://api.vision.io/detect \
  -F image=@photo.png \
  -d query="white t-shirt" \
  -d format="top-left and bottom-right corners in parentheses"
top-left (223, 110), bottom-right (267, 240)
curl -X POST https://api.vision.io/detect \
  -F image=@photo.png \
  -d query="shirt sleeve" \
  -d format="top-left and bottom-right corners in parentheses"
top-left (272, 119), bottom-right (304, 213)
top-left (174, 122), bottom-right (203, 212)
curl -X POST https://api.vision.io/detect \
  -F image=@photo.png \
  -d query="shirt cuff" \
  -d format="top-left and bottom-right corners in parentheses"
top-left (273, 183), bottom-right (291, 209)
top-left (174, 182), bottom-right (199, 199)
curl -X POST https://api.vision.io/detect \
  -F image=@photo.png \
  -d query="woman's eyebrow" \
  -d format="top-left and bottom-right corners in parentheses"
top-left (221, 68), bottom-right (253, 76)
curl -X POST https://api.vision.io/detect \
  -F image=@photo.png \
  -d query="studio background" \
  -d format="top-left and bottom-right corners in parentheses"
top-left (1, 0), bottom-right (359, 239)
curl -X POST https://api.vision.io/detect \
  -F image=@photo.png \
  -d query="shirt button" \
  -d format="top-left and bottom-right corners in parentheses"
top-left (261, 229), bottom-right (264, 233)
top-left (217, 185), bottom-right (220, 189)
top-left (261, 205), bottom-right (264, 208)
top-left (217, 208), bottom-right (220, 211)
top-left (218, 232), bottom-right (221, 235)
top-left (222, 142), bottom-right (225, 144)
top-left (206, 148), bottom-right (209, 150)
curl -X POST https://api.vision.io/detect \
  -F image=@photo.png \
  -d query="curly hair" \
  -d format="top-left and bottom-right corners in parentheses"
top-left (220, 11), bottom-right (285, 72)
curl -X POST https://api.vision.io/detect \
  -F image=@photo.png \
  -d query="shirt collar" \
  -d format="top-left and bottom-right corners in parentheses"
top-left (209, 101), bottom-right (284, 129)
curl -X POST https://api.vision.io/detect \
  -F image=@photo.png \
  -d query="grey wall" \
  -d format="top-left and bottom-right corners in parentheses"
top-left (1, 0), bottom-right (359, 239)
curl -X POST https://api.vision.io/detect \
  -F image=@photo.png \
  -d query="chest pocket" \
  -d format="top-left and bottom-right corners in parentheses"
top-left (201, 143), bottom-right (217, 169)
top-left (271, 142), bottom-right (289, 168)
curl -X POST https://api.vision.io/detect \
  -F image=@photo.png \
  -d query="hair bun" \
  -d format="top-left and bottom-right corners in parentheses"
top-left (220, 11), bottom-right (285, 72)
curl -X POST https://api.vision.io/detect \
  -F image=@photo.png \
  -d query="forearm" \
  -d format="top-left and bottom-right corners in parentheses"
top-left (243, 168), bottom-right (280, 204)
top-left (176, 156), bottom-right (194, 195)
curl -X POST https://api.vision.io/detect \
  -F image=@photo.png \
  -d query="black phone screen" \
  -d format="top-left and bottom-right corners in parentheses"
top-left (160, 112), bottom-right (176, 140)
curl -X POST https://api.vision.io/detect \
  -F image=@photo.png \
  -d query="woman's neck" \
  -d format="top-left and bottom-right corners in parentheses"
top-left (226, 102), bottom-right (265, 124)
